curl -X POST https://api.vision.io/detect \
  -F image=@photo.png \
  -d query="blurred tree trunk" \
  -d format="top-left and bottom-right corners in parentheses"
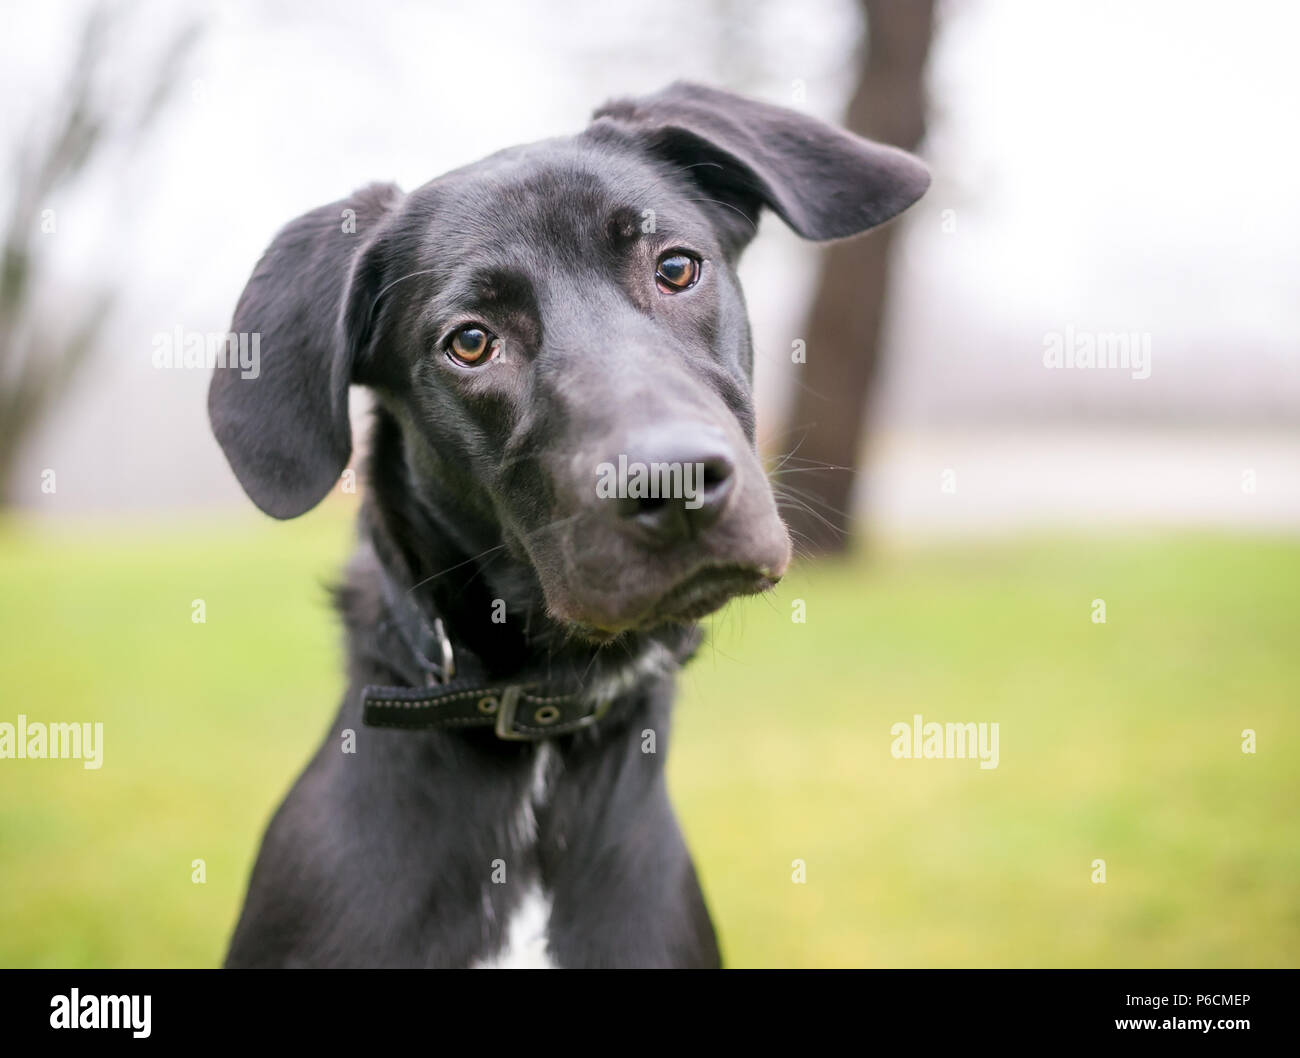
top-left (778, 0), bottom-right (934, 554)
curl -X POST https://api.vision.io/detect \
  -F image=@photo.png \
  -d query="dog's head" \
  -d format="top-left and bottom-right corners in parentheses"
top-left (210, 83), bottom-right (927, 642)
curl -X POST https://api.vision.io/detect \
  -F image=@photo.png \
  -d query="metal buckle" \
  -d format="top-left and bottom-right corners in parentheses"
top-left (494, 688), bottom-right (613, 741)
top-left (432, 618), bottom-right (454, 683)
top-left (493, 686), bottom-right (528, 740)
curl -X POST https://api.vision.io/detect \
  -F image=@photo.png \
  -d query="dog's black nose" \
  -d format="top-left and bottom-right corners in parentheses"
top-left (600, 425), bottom-right (737, 545)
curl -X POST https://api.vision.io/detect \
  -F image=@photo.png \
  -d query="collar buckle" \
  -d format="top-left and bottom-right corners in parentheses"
top-left (493, 686), bottom-right (614, 741)
top-left (430, 618), bottom-right (455, 683)
top-left (493, 686), bottom-right (527, 740)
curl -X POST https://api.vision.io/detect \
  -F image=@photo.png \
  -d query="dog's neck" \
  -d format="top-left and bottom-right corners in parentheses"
top-left (353, 407), bottom-right (699, 708)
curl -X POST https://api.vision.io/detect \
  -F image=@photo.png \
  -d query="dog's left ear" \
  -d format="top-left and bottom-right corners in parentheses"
top-left (591, 81), bottom-right (929, 251)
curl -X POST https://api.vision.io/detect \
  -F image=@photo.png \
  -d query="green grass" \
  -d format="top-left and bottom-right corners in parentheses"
top-left (1, 510), bottom-right (1297, 967)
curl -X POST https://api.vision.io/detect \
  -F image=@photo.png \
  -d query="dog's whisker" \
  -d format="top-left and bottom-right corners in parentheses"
top-left (769, 461), bottom-right (856, 477)
top-left (767, 427), bottom-right (816, 474)
top-left (406, 543), bottom-right (508, 594)
top-left (776, 515), bottom-right (818, 564)
top-left (367, 267), bottom-right (442, 322)
top-left (774, 453), bottom-right (854, 468)
top-left (406, 511), bottom-right (587, 596)
top-left (521, 512), bottom-right (585, 540)
top-left (782, 525), bottom-right (818, 564)
top-left (774, 490), bottom-right (851, 539)
top-left (683, 195), bottom-right (758, 231)
top-left (777, 500), bottom-right (849, 540)
top-left (759, 419), bottom-right (820, 450)
top-left (578, 644), bottom-right (606, 685)
top-left (774, 481), bottom-right (857, 525)
top-left (664, 160), bottom-right (727, 176)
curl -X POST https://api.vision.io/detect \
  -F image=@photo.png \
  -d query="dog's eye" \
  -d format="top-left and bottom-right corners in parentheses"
top-left (655, 252), bottom-right (700, 293)
top-left (446, 325), bottom-right (499, 366)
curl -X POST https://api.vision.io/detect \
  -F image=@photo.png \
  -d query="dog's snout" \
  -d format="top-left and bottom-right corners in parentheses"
top-left (601, 424), bottom-right (737, 545)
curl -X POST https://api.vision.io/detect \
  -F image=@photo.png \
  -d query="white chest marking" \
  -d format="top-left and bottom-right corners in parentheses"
top-left (472, 744), bottom-right (560, 969)
top-left (474, 882), bottom-right (557, 969)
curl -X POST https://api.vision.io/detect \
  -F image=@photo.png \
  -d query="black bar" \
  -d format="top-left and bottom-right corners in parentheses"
top-left (0, 969), bottom-right (1288, 1045)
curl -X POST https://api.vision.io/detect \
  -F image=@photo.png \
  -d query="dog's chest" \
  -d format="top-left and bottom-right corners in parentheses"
top-left (473, 882), bottom-right (556, 969)
top-left (470, 743), bottom-right (560, 969)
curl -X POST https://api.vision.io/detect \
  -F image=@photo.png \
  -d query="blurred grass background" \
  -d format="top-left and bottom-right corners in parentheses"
top-left (1, 509), bottom-right (1296, 967)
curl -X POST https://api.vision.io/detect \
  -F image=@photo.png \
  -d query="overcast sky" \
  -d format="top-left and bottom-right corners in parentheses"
top-left (3, 0), bottom-right (1297, 514)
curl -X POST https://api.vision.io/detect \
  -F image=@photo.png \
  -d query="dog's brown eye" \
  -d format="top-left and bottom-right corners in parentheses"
top-left (447, 325), bottom-right (498, 366)
top-left (655, 252), bottom-right (700, 293)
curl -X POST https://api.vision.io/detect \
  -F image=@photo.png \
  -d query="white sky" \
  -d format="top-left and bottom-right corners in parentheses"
top-left (3, 0), bottom-right (1297, 514)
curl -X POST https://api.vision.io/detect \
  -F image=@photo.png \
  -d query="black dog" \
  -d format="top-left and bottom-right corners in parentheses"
top-left (209, 82), bottom-right (927, 967)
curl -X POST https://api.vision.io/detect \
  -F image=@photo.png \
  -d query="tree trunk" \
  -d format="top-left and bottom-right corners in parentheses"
top-left (778, 0), bottom-right (934, 553)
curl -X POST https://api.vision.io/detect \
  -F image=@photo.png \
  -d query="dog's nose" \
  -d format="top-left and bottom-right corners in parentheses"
top-left (600, 425), bottom-right (737, 545)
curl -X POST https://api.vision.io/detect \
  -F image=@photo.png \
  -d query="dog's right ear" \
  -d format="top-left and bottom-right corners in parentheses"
top-left (209, 182), bottom-right (404, 519)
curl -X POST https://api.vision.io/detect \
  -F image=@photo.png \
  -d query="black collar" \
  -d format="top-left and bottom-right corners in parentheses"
top-left (361, 567), bottom-right (614, 741)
